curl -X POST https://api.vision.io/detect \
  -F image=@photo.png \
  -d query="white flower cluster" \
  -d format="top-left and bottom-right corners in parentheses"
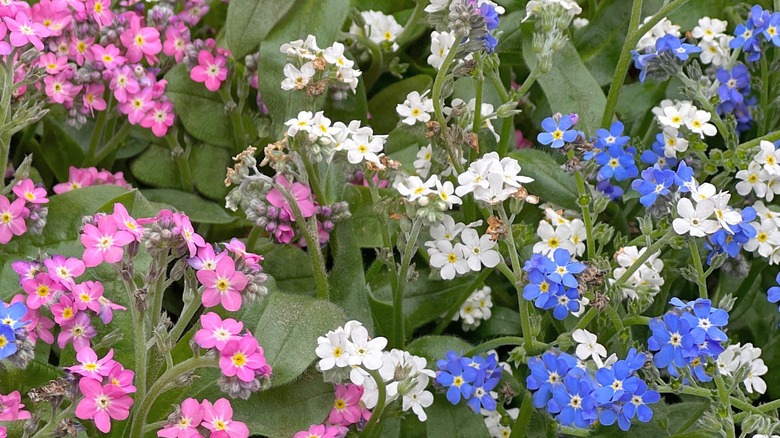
top-left (672, 180), bottom-right (743, 238)
top-left (445, 98), bottom-right (501, 141)
top-left (315, 320), bottom-right (436, 421)
top-left (572, 328), bottom-right (610, 368)
top-left (350, 10), bottom-right (404, 52)
top-left (611, 246), bottom-right (665, 301)
top-left (425, 216), bottom-right (500, 280)
top-left (397, 174), bottom-right (462, 208)
top-left (744, 201), bottom-right (780, 264)
top-left (533, 207), bottom-right (587, 258)
top-left (456, 152), bottom-right (534, 205)
top-left (482, 407), bottom-right (519, 438)
top-left (413, 144), bottom-right (463, 179)
top-left (653, 99), bottom-right (717, 143)
top-left (280, 35), bottom-right (362, 93)
top-left (736, 141), bottom-right (780, 202)
top-left (396, 91), bottom-right (434, 126)
top-left (636, 17), bottom-right (680, 51)
top-left (691, 17), bottom-right (733, 67)
top-left (428, 30), bottom-right (457, 70)
top-left (717, 343), bottom-right (768, 394)
top-left (285, 111), bottom-right (387, 167)
top-left (523, 0), bottom-right (582, 21)
top-left (452, 285), bottom-right (493, 331)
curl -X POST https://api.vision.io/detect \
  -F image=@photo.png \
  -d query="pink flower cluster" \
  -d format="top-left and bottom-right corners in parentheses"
top-left (293, 424), bottom-right (348, 438)
top-left (191, 238), bottom-right (263, 311)
top-left (0, 0), bottom-right (210, 137)
top-left (328, 384), bottom-right (371, 426)
top-left (67, 346), bottom-right (135, 433)
top-left (188, 38), bottom-right (230, 92)
top-left (0, 390), bottom-right (31, 436)
top-left (264, 174), bottom-right (327, 245)
top-left (158, 397), bottom-right (249, 438)
top-left (53, 165), bottom-right (130, 194)
top-left (0, 178), bottom-right (48, 244)
top-left (194, 313), bottom-right (271, 383)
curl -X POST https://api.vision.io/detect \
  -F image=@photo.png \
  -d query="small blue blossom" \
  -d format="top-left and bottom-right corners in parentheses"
top-left (548, 248), bottom-right (586, 288)
top-left (466, 365), bottom-right (501, 413)
top-left (619, 380), bottom-right (660, 430)
top-left (523, 267), bottom-right (561, 308)
top-left (707, 207), bottom-right (757, 262)
top-left (0, 302), bottom-right (28, 330)
top-left (595, 121), bottom-right (629, 148)
top-left (542, 286), bottom-right (581, 320)
top-left (593, 361), bottom-right (641, 404)
top-left (436, 353), bottom-right (477, 405)
top-left (763, 12), bottom-right (780, 46)
top-left (538, 115), bottom-right (578, 148)
top-left (680, 299), bottom-right (729, 343)
top-left (647, 313), bottom-right (694, 370)
top-left (674, 161), bottom-right (694, 192)
top-left (527, 352), bottom-right (579, 408)
top-left (596, 178), bottom-right (624, 200)
top-left (0, 324), bottom-right (17, 360)
top-left (631, 165), bottom-right (676, 207)
top-left (640, 135), bottom-right (678, 170)
top-left (717, 64), bottom-right (750, 111)
top-left (479, 3), bottom-right (499, 31)
top-left (549, 375), bottom-right (598, 428)
top-left (595, 145), bottom-right (638, 181)
top-left (767, 273), bottom-right (780, 318)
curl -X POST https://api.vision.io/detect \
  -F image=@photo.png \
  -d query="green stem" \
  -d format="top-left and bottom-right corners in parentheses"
top-left (92, 122), bottom-right (131, 164)
top-left (395, 0), bottom-right (426, 48)
top-left (574, 307), bottom-right (598, 330)
top-left (432, 31), bottom-right (464, 128)
top-left (0, 54), bottom-right (16, 184)
top-left (715, 373), bottom-right (736, 438)
top-left (510, 392), bottom-right (534, 438)
top-left (246, 225), bottom-right (261, 250)
top-left (31, 405), bottom-right (75, 438)
top-left (760, 54), bottom-right (770, 135)
top-left (574, 172), bottom-right (596, 260)
top-left (514, 66), bottom-right (540, 98)
top-left (86, 105), bottom-right (108, 165)
top-left (737, 130), bottom-right (780, 151)
top-left (166, 131), bottom-right (194, 191)
top-left (301, 151), bottom-right (327, 204)
top-left (600, 0), bottom-right (644, 127)
top-left (168, 285), bottom-right (200, 343)
top-left (392, 218), bottom-right (423, 348)
top-left (623, 315), bottom-right (650, 326)
top-left (433, 268), bottom-right (493, 335)
top-left (220, 86), bottom-right (245, 152)
top-left (357, 35), bottom-right (384, 90)
top-left (611, 229), bottom-right (675, 292)
top-left (466, 336), bottom-right (548, 357)
top-left (688, 239), bottom-right (708, 299)
top-left (498, 206), bottom-right (535, 355)
top-left (127, 356), bottom-right (219, 438)
top-left (472, 53), bottom-right (485, 137)
top-left (367, 178), bottom-right (397, 274)
top-left (359, 369), bottom-right (388, 438)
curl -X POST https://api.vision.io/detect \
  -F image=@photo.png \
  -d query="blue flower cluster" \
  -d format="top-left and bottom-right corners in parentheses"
top-left (639, 132), bottom-right (679, 171)
top-left (435, 350), bottom-right (502, 413)
top-left (523, 249), bottom-right (586, 320)
top-left (766, 273), bottom-right (780, 323)
top-left (477, 2), bottom-right (500, 52)
top-left (731, 5), bottom-right (780, 62)
top-left (705, 206), bottom-right (756, 263)
top-left (631, 34), bottom-right (701, 83)
top-left (648, 298), bottom-right (729, 382)
top-left (0, 301), bottom-right (28, 360)
top-left (527, 348), bottom-right (659, 431)
top-left (588, 121), bottom-right (638, 200)
top-left (716, 63), bottom-right (754, 132)
top-left (630, 161), bottom-right (696, 207)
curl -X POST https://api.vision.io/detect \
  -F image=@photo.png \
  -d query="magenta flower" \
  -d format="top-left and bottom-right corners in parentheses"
top-left (328, 384), bottom-right (366, 426)
top-left (83, 83), bottom-right (107, 114)
top-left (0, 195), bottom-right (27, 244)
top-left (58, 311), bottom-right (96, 350)
top-left (91, 44), bottom-right (126, 69)
top-left (51, 295), bottom-right (77, 325)
top-left (66, 347), bottom-right (117, 380)
top-left (4, 11), bottom-right (51, 50)
top-left (140, 99), bottom-right (175, 137)
top-left (194, 312), bottom-right (243, 351)
top-left (223, 238), bottom-right (263, 270)
top-left (197, 257), bottom-right (247, 312)
top-left (201, 398), bottom-right (249, 438)
top-left (190, 50), bottom-right (228, 92)
top-left (0, 391), bottom-right (31, 421)
top-left (109, 65), bottom-right (140, 103)
top-left (219, 334), bottom-right (271, 382)
top-left (69, 35), bottom-right (94, 66)
top-left (173, 213), bottom-right (206, 257)
top-left (106, 363), bottom-right (136, 394)
top-left (44, 73), bottom-right (78, 105)
top-left (72, 280), bottom-right (103, 313)
top-left (12, 179), bottom-right (48, 204)
top-left (98, 296), bottom-right (126, 325)
top-left (0, 24), bottom-right (11, 56)
top-left (44, 255), bottom-right (85, 289)
top-left (86, 0), bottom-right (113, 27)
top-left (80, 216), bottom-right (135, 267)
top-left (163, 24), bottom-right (189, 62)
top-left (11, 294), bottom-right (54, 344)
top-left (293, 424), bottom-right (345, 438)
top-left (110, 203), bottom-right (143, 240)
top-left (75, 377), bottom-right (133, 433)
top-left (266, 175), bottom-right (317, 220)
top-left (118, 86), bottom-right (153, 124)
top-left (21, 272), bottom-right (62, 309)
top-left (37, 52), bottom-right (68, 74)
top-left (53, 166), bottom-right (95, 194)
top-left (119, 15), bottom-right (161, 63)
top-left (188, 245), bottom-right (222, 271)
top-left (157, 398), bottom-right (203, 438)
top-left (12, 260), bottom-right (43, 283)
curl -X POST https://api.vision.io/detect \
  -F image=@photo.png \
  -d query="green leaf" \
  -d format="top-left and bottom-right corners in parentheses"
top-left (367, 74), bottom-right (432, 133)
top-left (474, 306), bottom-right (522, 337)
top-left (129, 144), bottom-right (181, 189)
top-left (261, 244), bottom-right (315, 294)
top-left (191, 143), bottom-right (232, 201)
top-left (616, 81), bottom-right (668, 136)
top-left (341, 184), bottom-right (397, 248)
top-left (141, 189), bottom-right (235, 224)
top-left (165, 64), bottom-right (233, 147)
top-left (425, 396), bottom-right (490, 437)
top-left (257, 0), bottom-right (350, 135)
top-left (325, 72), bottom-right (369, 125)
top-left (39, 119), bottom-right (87, 181)
top-left (328, 218), bottom-right (374, 332)
top-left (574, 0), bottom-right (633, 86)
top-left (225, 0), bottom-right (297, 58)
top-left (523, 37), bottom-right (607, 134)
top-left (406, 335), bottom-right (472, 364)
top-left (509, 148), bottom-right (579, 210)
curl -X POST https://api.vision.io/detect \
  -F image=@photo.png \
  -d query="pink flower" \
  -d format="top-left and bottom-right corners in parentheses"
top-left (53, 166), bottom-right (95, 194)
top-left (75, 377), bottom-right (133, 433)
top-left (293, 424), bottom-right (344, 438)
top-left (111, 203), bottom-right (143, 240)
top-left (163, 24), bottom-right (189, 63)
top-left (174, 213), bottom-right (205, 257)
top-left (119, 15), bottom-right (161, 64)
top-left (66, 347), bottom-right (116, 379)
top-left (51, 295), bottom-right (77, 325)
top-left (72, 280), bottom-right (103, 312)
top-left (12, 295), bottom-right (54, 344)
top-left (44, 255), bottom-right (85, 289)
top-left (188, 245), bottom-right (222, 271)
top-left (197, 257), bottom-right (247, 311)
top-left (80, 215), bottom-right (135, 267)
top-left (86, 0), bottom-right (112, 27)
top-left (0, 391), bottom-right (31, 421)
top-left (32, 0), bottom-right (72, 35)
top-left (37, 52), bottom-right (68, 74)
top-left (194, 312), bottom-right (242, 351)
top-left (201, 398), bottom-right (249, 438)
top-left (157, 398), bottom-right (203, 438)
top-left (58, 311), bottom-right (96, 350)
top-left (106, 363), bottom-right (136, 393)
top-left (218, 333), bottom-right (271, 382)
top-left (44, 73), bottom-right (78, 104)
top-left (4, 11), bottom-right (52, 50)
top-left (118, 86), bottom-right (153, 124)
top-left (0, 24), bottom-right (11, 56)
top-left (70, 35), bottom-right (94, 65)
top-left (190, 50), bottom-right (227, 92)
top-left (327, 384), bottom-right (366, 426)
top-left (109, 65), bottom-right (139, 103)
top-left (21, 272), bottom-right (62, 309)
top-left (140, 99), bottom-right (175, 137)
top-left (92, 43), bottom-right (126, 69)
top-left (83, 82), bottom-right (107, 114)
top-left (98, 296), bottom-right (126, 324)
top-left (12, 260), bottom-right (44, 283)
top-left (13, 179), bottom-right (48, 204)
top-left (0, 195), bottom-right (27, 244)
top-left (223, 238), bottom-right (262, 270)
top-left (266, 175), bottom-right (317, 220)
top-left (515, 129), bottom-right (533, 149)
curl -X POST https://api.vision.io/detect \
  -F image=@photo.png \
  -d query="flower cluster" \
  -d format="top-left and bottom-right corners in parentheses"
top-left (533, 207), bottom-right (587, 258)
top-left (527, 347), bottom-right (659, 431)
top-left (736, 141), bottom-right (780, 202)
top-left (451, 285), bottom-right (493, 331)
top-left (435, 350), bottom-right (502, 413)
top-left (52, 165), bottom-right (130, 194)
top-left (522, 249), bottom-right (587, 320)
top-left (648, 298), bottom-right (729, 381)
top-left (350, 10), bottom-right (404, 52)
top-left (456, 152), bottom-right (534, 205)
top-left (280, 35), bottom-right (361, 95)
top-left (158, 397), bottom-right (250, 438)
top-left (691, 17), bottom-right (732, 67)
top-left (0, 178), bottom-right (48, 244)
top-left (730, 5), bottom-right (780, 62)
top-left (632, 33), bottom-right (700, 83)
top-left (396, 91), bottom-right (434, 126)
top-left (589, 121), bottom-right (638, 199)
top-left (191, 239), bottom-right (267, 311)
top-left (717, 342), bottom-right (768, 395)
top-left (610, 246), bottom-right (665, 301)
top-left (426, 217), bottom-right (499, 280)
top-left (715, 63), bottom-right (754, 132)
top-left (194, 313), bottom-right (271, 399)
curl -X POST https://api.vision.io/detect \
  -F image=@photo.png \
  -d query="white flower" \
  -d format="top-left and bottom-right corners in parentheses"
top-left (280, 35), bottom-right (320, 60)
top-left (309, 112), bottom-right (338, 143)
top-left (736, 162), bottom-right (769, 199)
top-left (354, 10), bottom-right (404, 51)
top-left (543, 206), bottom-right (574, 226)
top-left (323, 42), bottom-right (354, 69)
top-left (657, 103), bottom-right (691, 129)
top-left (572, 17), bottom-right (589, 29)
top-left (716, 345), bottom-right (741, 377)
top-left (280, 62), bottom-right (315, 91)
top-left (429, 240), bottom-right (470, 280)
top-left (692, 17), bottom-right (727, 41)
top-left (414, 144), bottom-right (433, 178)
top-left (685, 110), bottom-right (717, 138)
top-left (397, 91), bottom-right (434, 125)
top-left (428, 30), bottom-right (456, 69)
top-left (673, 198), bottom-right (720, 237)
top-left (461, 228), bottom-right (501, 271)
top-left (473, 172), bottom-right (518, 204)
top-left (397, 176), bottom-right (435, 202)
top-left (662, 127), bottom-right (688, 157)
top-left (455, 155), bottom-right (497, 197)
top-left (754, 201), bottom-right (780, 226)
top-left (424, 0), bottom-right (449, 13)
top-left (432, 175), bottom-right (462, 208)
top-left (402, 379), bottom-right (434, 421)
top-left (315, 329), bottom-right (351, 370)
top-left (344, 134), bottom-right (384, 165)
top-left (698, 35), bottom-right (733, 66)
top-left (456, 298), bottom-right (483, 327)
top-left (428, 215), bottom-right (468, 243)
top-left (533, 220), bottom-right (575, 256)
top-left (711, 193), bottom-right (742, 230)
top-left (524, 0), bottom-right (582, 21)
top-left (346, 325), bottom-right (388, 371)
top-left (745, 220), bottom-right (780, 257)
top-left (636, 17), bottom-right (680, 51)
top-left (690, 182), bottom-right (717, 202)
top-left (285, 110), bottom-right (314, 136)
top-left (568, 219), bottom-right (587, 257)
top-left (499, 156), bottom-right (534, 188)
top-left (744, 358), bottom-right (768, 394)
top-left (572, 329), bottom-right (608, 367)
top-left (756, 140), bottom-right (780, 175)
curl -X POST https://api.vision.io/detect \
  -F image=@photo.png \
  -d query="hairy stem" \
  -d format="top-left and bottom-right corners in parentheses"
top-left (392, 218), bottom-right (423, 348)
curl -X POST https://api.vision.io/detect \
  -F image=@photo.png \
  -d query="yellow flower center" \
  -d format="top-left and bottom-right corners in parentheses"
top-left (334, 399), bottom-right (346, 409)
top-left (37, 285), bottom-right (50, 297)
top-left (231, 352), bottom-right (246, 367)
top-left (216, 279), bottom-right (230, 292)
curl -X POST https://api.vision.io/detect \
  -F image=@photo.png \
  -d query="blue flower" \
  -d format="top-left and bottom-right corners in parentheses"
top-left (0, 302), bottom-right (28, 330)
top-left (547, 249), bottom-right (586, 288)
top-left (593, 360), bottom-right (641, 404)
top-left (479, 3), bottom-right (499, 31)
top-left (595, 121), bottom-right (629, 148)
top-left (680, 299), bottom-right (729, 343)
top-left (640, 134), bottom-right (678, 170)
top-left (631, 165), bottom-right (676, 207)
top-left (595, 145), bottom-right (638, 181)
top-left (763, 12), bottom-right (780, 46)
top-left (707, 207), bottom-right (757, 261)
top-left (538, 115), bottom-right (578, 148)
top-left (0, 325), bottom-right (17, 360)
top-left (436, 353), bottom-right (477, 405)
top-left (596, 178), bottom-right (624, 200)
top-left (768, 273), bottom-right (780, 317)
top-left (620, 380), bottom-right (660, 430)
top-left (466, 366), bottom-right (501, 413)
top-left (717, 64), bottom-right (750, 110)
top-left (483, 33), bottom-right (498, 53)
top-left (543, 286), bottom-right (581, 320)
top-left (674, 161), bottom-right (694, 192)
top-left (647, 313), bottom-right (694, 370)
top-left (655, 34), bottom-right (701, 61)
top-left (526, 352), bottom-right (578, 409)
top-left (523, 268), bottom-right (561, 308)
top-left (549, 375), bottom-right (598, 428)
